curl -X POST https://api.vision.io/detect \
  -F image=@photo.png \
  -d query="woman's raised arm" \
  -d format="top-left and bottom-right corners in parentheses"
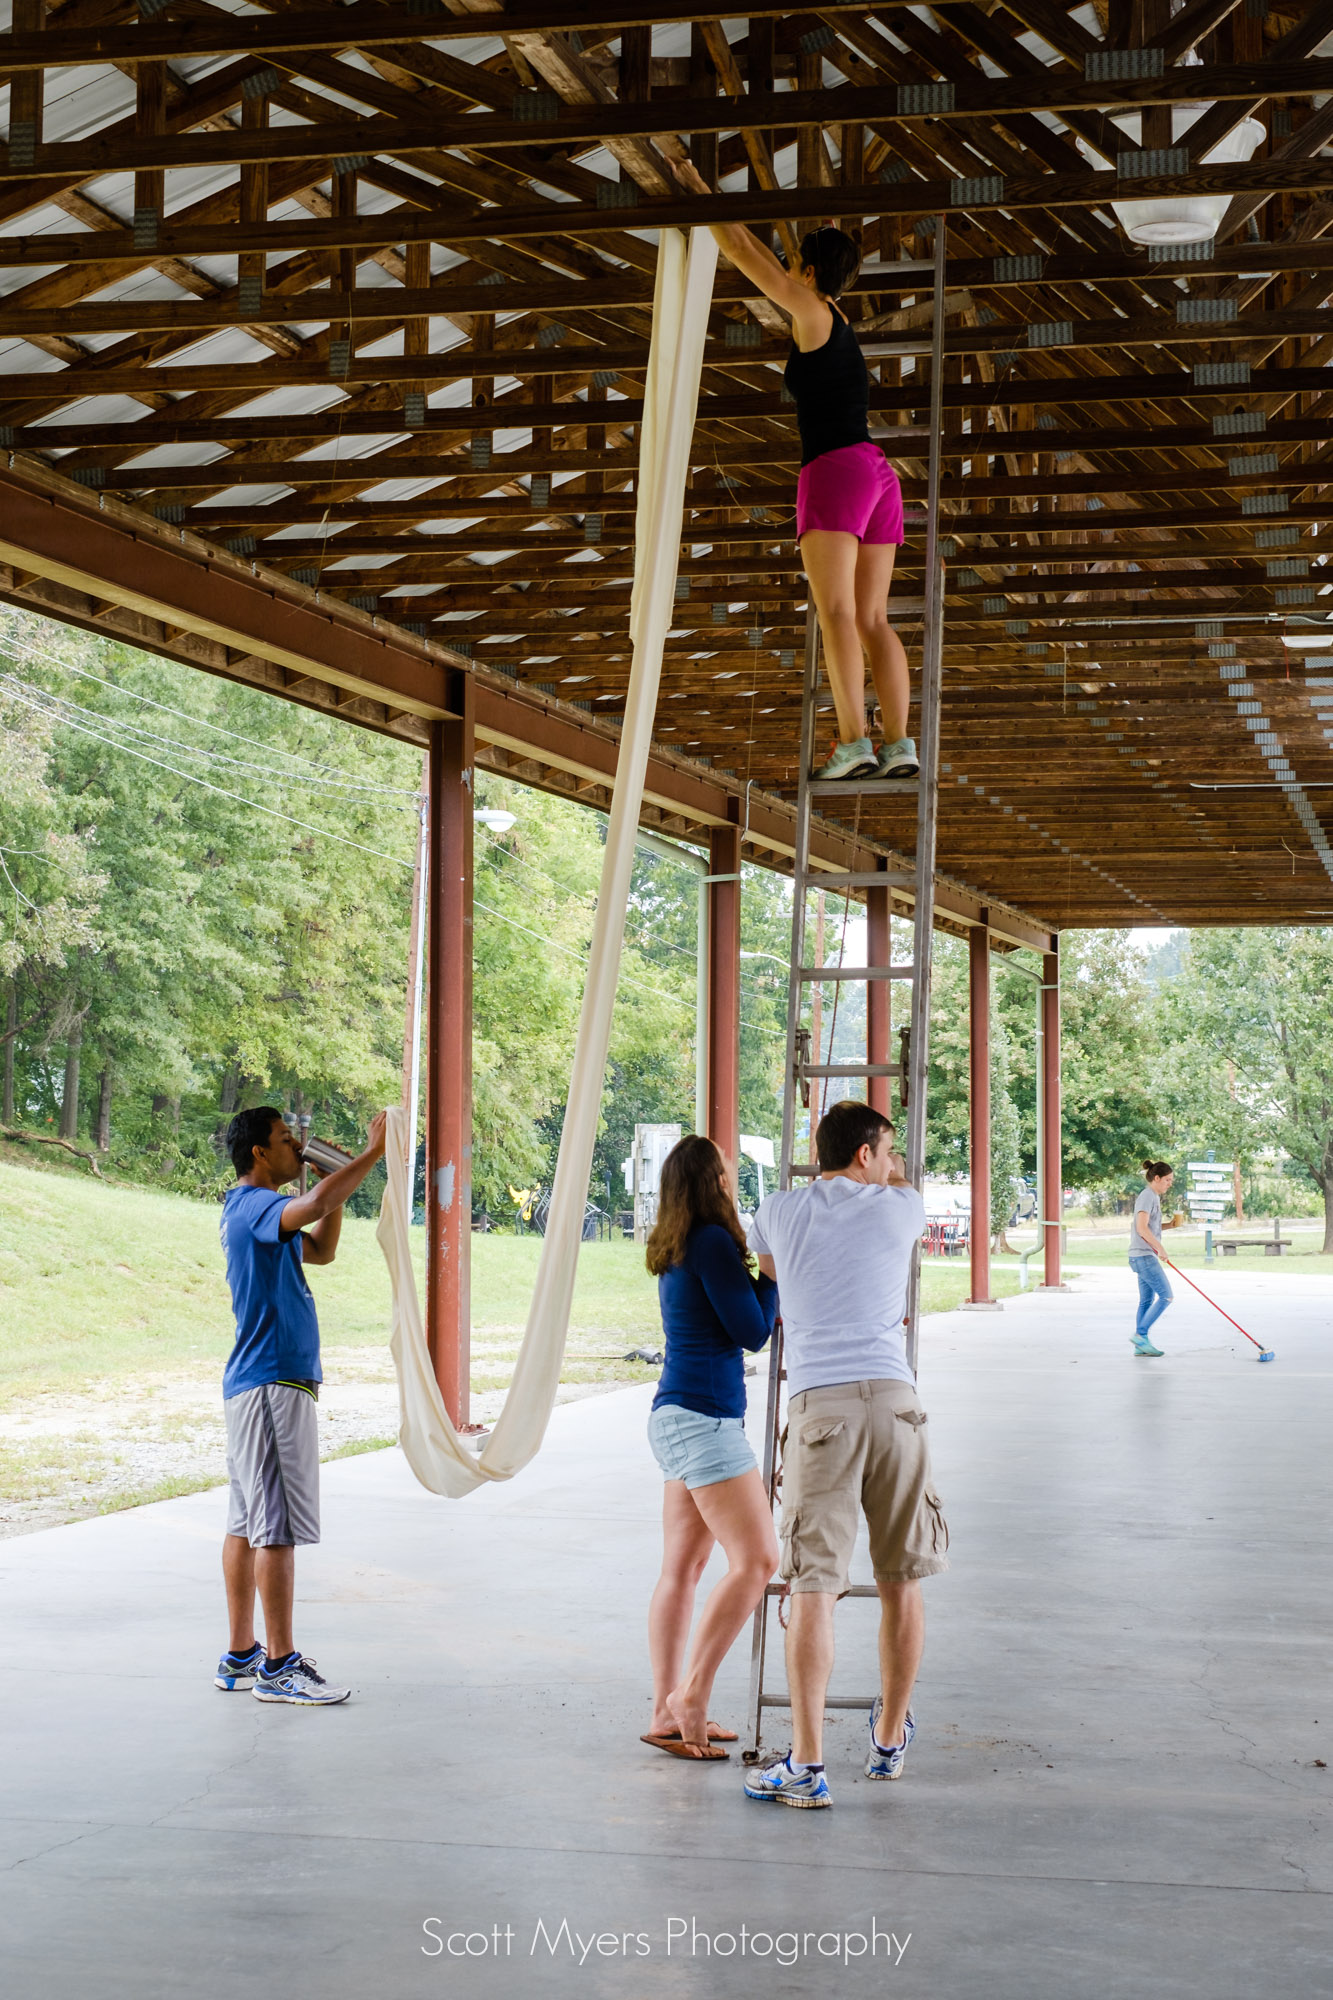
top-left (668, 157), bottom-right (826, 340)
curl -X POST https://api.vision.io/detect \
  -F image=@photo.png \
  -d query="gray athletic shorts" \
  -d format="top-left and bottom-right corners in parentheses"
top-left (224, 1382), bottom-right (321, 1547)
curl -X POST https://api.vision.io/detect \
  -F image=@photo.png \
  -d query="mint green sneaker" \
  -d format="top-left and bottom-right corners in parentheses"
top-left (1131, 1335), bottom-right (1164, 1358)
top-left (875, 736), bottom-right (919, 779)
top-left (812, 735), bottom-right (876, 780)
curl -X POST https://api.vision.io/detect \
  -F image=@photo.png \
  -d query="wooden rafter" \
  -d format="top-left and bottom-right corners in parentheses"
top-left (1, 0), bottom-right (1332, 928)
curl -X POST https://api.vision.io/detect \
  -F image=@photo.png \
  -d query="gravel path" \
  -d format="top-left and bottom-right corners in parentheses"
top-left (0, 1346), bottom-right (638, 1539)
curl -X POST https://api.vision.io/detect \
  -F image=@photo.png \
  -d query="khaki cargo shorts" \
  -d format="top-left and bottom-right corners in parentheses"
top-left (778, 1378), bottom-right (949, 1594)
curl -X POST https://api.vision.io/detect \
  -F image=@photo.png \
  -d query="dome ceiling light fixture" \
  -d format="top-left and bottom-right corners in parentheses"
top-left (1076, 106), bottom-right (1266, 247)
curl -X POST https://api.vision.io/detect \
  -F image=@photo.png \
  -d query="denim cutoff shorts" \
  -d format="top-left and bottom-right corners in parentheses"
top-left (648, 1404), bottom-right (758, 1491)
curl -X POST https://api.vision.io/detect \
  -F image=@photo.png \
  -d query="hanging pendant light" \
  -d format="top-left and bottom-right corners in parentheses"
top-left (1076, 106), bottom-right (1267, 246)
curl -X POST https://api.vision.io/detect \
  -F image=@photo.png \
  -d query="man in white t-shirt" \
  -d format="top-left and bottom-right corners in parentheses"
top-left (742, 1100), bottom-right (948, 1810)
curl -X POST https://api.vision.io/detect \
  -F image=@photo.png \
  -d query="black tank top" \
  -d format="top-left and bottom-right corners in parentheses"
top-left (783, 305), bottom-right (871, 468)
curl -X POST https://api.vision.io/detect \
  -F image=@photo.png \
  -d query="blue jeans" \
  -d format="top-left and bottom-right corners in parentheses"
top-left (1131, 1256), bottom-right (1173, 1342)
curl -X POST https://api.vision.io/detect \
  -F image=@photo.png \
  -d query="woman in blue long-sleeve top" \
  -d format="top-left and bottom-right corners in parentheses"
top-left (641, 1135), bottom-right (779, 1761)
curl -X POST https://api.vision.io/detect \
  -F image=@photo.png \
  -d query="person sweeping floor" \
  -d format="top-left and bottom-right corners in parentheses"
top-left (1129, 1158), bottom-right (1181, 1358)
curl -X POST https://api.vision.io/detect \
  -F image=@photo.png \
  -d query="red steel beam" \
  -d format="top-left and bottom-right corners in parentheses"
top-left (1041, 945), bottom-right (1065, 1293)
top-left (969, 915), bottom-right (994, 1308)
top-left (425, 691), bottom-right (474, 1428)
top-left (0, 459), bottom-right (463, 721)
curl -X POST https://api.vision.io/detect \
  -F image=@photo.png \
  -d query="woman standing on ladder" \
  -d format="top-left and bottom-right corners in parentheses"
top-left (671, 158), bottom-right (916, 781)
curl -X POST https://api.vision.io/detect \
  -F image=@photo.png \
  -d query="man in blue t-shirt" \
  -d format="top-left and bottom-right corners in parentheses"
top-left (214, 1104), bottom-right (385, 1708)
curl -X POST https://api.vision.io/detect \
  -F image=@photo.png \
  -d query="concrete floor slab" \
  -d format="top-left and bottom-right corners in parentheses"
top-left (1, 1268), bottom-right (1330, 1999)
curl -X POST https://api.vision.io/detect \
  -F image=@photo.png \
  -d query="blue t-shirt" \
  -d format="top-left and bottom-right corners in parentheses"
top-left (653, 1221), bottom-right (778, 1421)
top-left (220, 1183), bottom-right (321, 1399)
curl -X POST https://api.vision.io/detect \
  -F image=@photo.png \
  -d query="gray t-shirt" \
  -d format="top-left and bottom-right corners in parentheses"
top-left (1129, 1187), bottom-right (1161, 1260)
top-left (748, 1176), bottom-right (926, 1395)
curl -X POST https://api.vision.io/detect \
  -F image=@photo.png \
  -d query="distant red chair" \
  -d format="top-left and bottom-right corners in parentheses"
top-left (924, 1216), bottom-right (970, 1257)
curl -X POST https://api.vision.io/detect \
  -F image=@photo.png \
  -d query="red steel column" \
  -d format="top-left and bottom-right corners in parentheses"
top-left (1041, 940), bottom-right (1063, 1290)
top-left (968, 913), bottom-right (994, 1304)
top-left (425, 675), bottom-right (474, 1426)
top-left (866, 866), bottom-right (892, 1119)
top-left (706, 816), bottom-right (742, 1190)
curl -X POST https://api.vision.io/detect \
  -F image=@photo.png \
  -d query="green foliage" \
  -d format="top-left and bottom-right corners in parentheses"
top-left (2, 610), bottom-right (420, 1189)
top-left (919, 934), bottom-right (1026, 1239)
top-left (922, 932), bottom-right (970, 1179)
top-left (1158, 928), bottom-right (1333, 1247)
top-left (7, 613), bottom-right (1331, 1252)
top-left (1056, 932), bottom-right (1164, 1189)
top-left (471, 777), bottom-right (607, 1211)
top-left (989, 1007), bottom-right (1024, 1241)
top-left (0, 685), bottom-right (104, 982)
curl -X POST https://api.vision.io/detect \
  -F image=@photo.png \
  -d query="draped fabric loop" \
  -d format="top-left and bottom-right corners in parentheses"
top-left (376, 228), bottom-right (720, 1497)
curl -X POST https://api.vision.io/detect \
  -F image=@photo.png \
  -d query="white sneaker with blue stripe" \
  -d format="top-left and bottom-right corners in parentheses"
top-left (214, 1643), bottom-right (263, 1691)
top-left (252, 1652), bottom-right (351, 1706)
top-left (743, 1754), bottom-right (832, 1808)
top-left (865, 1698), bottom-right (915, 1780)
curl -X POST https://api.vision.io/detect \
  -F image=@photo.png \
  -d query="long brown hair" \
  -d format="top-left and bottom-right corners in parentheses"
top-left (645, 1135), bottom-right (753, 1276)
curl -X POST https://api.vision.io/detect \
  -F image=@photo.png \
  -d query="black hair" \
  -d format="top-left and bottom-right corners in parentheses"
top-left (799, 226), bottom-right (861, 300)
top-left (816, 1099), bottom-right (895, 1172)
top-left (227, 1105), bottom-right (286, 1177)
top-left (1142, 1158), bottom-right (1174, 1181)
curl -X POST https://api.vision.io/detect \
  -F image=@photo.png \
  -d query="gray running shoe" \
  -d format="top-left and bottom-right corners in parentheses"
top-left (875, 736), bottom-right (920, 779)
top-left (743, 1754), bottom-right (832, 1808)
top-left (865, 1698), bottom-right (916, 1780)
top-left (252, 1653), bottom-right (350, 1706)
top-left (214, 1643), bottom-right (263, 1691)
top-left (812, 736), bottom-right (877, 781)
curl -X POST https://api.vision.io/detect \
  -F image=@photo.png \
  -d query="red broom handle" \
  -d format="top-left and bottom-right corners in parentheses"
top-left (1162, 1257), bottom-right (1264, 1351)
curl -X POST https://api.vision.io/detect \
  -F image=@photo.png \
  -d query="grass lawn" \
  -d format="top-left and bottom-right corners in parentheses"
top-left (994, 1218), bottom-right (1333, 1280)
top-left (0, 1149), bottom-right (1016, 1407)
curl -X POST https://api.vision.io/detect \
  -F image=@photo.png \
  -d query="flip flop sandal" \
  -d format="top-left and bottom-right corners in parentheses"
top-left (645, 1722), bottom-right (738, 1743)
top-left (640, 1733), bottom-right (730, 1761)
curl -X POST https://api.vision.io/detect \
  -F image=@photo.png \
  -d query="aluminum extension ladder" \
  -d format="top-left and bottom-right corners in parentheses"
top-left (742, 216), bottom-right (949, 1763)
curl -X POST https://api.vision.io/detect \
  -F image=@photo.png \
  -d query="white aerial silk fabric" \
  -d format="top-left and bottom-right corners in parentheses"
top-left (377, 226), bottom-right (720, 1497)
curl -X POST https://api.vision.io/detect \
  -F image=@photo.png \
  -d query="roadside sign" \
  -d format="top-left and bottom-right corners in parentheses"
top-left (1185, 1160), bottom-right (1233, 1223)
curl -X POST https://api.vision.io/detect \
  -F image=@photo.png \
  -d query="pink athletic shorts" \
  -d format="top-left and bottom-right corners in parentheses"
top-left (796, 441), bottom-right (904, 546)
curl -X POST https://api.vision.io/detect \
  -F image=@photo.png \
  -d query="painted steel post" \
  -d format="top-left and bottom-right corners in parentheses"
top-left (1040, 941), bottom-right (1064, 1290)
top-left (402, 750), bottom-right (429, 1176)
top-left (968, 914), bottom-right (994, 1304)
top-left (425, 677), bottom-right (474, 1426)
top-left (706, 815), bottom-right (742, 1192)
top-left (866, 865), bottom-right (892, 1119)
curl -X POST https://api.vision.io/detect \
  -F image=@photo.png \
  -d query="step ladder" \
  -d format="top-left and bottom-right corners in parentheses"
top-left (741, 214), bottom-right (949, 1764)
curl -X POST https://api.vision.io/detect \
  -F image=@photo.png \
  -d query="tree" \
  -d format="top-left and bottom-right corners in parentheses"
top-left (3, 611), bottom-right (418, 1189)
top-left (989, 1006), bottom-right (1024, 1249)
top-left (1161, 928), bottom-right (1333, 1251)
top-left (0, 661), bottom-right (106, 1129)
top-left (1053, 932), bottom-right (1164, 1190)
